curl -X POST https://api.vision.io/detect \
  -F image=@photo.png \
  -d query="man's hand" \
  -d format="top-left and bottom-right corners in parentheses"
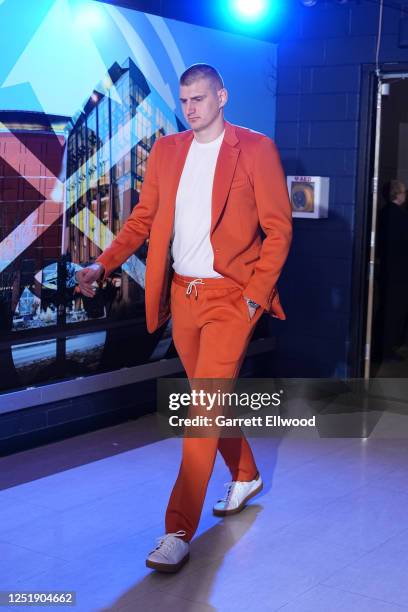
top-left (76, 263), bottom-right (104, 298)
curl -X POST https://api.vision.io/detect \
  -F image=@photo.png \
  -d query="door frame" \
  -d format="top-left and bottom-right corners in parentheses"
top-left (349, 62), bottom-right (408, 377)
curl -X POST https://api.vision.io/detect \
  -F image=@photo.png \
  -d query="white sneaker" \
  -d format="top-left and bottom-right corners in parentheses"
top-left (146, 530), bottom-right (190, 573)
top-left (213, 474), bottom-right (263, 516)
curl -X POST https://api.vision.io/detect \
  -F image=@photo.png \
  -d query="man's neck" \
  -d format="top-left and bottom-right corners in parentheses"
top-left (193, 118), bottom-right (225, 144)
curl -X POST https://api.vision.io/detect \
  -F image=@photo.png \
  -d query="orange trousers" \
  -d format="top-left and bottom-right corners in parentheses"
top-left (165, 273), bottom-right (263, 541)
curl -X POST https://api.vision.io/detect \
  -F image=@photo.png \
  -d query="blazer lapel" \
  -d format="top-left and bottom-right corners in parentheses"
top-left (211, 122), bottom-right (240, 234)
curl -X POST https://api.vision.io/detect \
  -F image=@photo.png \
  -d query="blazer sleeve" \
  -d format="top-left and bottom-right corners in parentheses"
top-left (243, 137), bottom-right (293, 311)
top-left (96, 139), bottom-right (160, 278)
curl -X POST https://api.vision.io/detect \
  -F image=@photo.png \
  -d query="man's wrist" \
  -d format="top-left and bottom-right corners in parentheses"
top-left (92, 262), bottom-right (104, 277)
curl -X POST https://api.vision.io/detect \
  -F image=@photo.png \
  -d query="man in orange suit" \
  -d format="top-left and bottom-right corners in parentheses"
top-left (77, 63), bottom-right (292, 573)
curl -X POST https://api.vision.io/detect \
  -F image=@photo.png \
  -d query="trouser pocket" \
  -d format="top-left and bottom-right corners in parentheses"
top-left (236, 291), bottom-right (263, 324)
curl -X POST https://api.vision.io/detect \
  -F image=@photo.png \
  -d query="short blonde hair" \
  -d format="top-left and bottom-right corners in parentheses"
top-left (180, 64), bottom-right (224, 91)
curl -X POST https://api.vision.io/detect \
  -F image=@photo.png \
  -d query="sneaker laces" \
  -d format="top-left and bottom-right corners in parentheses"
top-left (153, 530), bottom-right (187, 555)
top-left (218, 481), bottom-right (236, 504)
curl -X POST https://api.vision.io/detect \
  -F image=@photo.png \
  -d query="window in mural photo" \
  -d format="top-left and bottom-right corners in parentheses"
top-left (0, 0), bottom-right (277, 392)
top-left (0, 112), bottom-right (68, 336)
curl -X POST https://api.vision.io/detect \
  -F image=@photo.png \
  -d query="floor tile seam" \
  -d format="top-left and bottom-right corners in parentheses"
top-left (0, 528), bottom-right (144, 566)
top-left (351, 482), bottom-right (408, 502)
top-left (0, 477), bottom-right (171, 510)
top-left (273, 581), bottom-right (408, 611)
top-left (263, 481), bottom-right (370, 533)
top-left (267, 470), bottom-right (379, 496)
top-left (298, 450), bottom-right (408, 472)
top-left (1, 452), bottom-right (177, 484)
top-left (271, 580), bottom-right (323, 611)
top-left (259, 442), bottom-right (390, 482)
top-left (241, 485), bottom-right (388, 531)
top-left (263, 479), bottom-right (358, 503)
top-left (53, 518), bottom-right (166, 558)
top-left (327, 524), bottom-right (408, 561)
top-left (114, 589), bottom-right (214, 612)
top-left (308, 547), bottom-right (380, 585)
top-left (0, 462), bottom-right (167, 494)
top-left (304, 438), bottom-right (369, 459)
top-left (280, 454), bottom-right (408, 474)
top-left (13, 560), bottom-right (73, 587)
top-left (0, 538), bottom-right (69, 563)
top-left (15, 473), bottom-right (175, 516)
top-left (260, 440), bottom-right (364, 475)
top-left (247, 528), bottom-right (375, 575)
top-left (9, 523), bottom-right (166, 586)
top-left (317, 534), bottom-right (408, 587)
top-left (317, 582), bottom-right (408, 609)
top-left (295, 480), bottom-right (408, 513)
top-left (3, 461), bottom-right (178, 490)
top-left (0, 439), bottom-right (175, 487)
top-left (1, 515), bottom-right (162, 553)
top-left (0, 497), bottom-right (54, 513)
top-left (368, 478), bottom-right (408, 497)
top-left (261, 514), bottom-right (401, 560)
top-left (248, 510), bottom-right (335, 542)
top-left (252, 526), bottom-right (372, 561)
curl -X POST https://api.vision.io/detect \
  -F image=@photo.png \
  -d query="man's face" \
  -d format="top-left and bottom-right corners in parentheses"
top-left (179, 78), bottom-right (227, 132)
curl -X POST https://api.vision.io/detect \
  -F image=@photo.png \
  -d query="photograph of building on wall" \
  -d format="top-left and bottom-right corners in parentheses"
top-left (0, 111), bottom-right (70, 333)
top-left (64, 57), bottom-right (185, 327)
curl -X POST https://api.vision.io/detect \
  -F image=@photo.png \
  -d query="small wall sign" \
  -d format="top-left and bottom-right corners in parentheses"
top-left (287, 176), bottom-right (330, 218)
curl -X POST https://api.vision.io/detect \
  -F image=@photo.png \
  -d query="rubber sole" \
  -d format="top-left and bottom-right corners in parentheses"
top-left (146, 552), bottom-right (190, 573)
top-left (213, 480), bottom-right (263, 517)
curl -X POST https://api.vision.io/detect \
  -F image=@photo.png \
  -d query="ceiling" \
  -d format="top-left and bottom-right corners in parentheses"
top-left (93, 0), bottom-right (296, 43)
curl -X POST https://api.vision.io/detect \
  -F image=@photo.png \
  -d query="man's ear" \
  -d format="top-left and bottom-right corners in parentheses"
top-left (218, 87), bottom-right (228, 109)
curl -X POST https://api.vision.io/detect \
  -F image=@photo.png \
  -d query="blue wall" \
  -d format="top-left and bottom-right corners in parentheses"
top-left (273, 1), bottom-right (407, 377)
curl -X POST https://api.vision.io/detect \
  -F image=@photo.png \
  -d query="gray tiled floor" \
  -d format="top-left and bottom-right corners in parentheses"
top-left (1, 417), bottom-right (407, 611)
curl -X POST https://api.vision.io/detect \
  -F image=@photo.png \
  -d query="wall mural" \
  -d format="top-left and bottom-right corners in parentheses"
top-left (0, 0), bottom-right (277, 393)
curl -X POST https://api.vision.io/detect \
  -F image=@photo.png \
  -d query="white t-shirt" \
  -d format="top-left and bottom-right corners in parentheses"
top-left (171, 130), bottom-right (225, 277)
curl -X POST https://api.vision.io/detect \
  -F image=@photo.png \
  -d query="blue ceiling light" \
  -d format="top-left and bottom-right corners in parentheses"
top-left (232, 0), bottom-right (270, 21)
top-left (217, 0), bottom-right (287, 39)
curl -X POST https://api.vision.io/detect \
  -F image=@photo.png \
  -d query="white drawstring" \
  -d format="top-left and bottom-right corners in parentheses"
top-left (185, 278), bottom-right (204, 299)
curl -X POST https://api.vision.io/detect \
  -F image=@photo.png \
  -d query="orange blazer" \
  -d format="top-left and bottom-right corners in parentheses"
top-left (97, 121), bottom-right (293, 333)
